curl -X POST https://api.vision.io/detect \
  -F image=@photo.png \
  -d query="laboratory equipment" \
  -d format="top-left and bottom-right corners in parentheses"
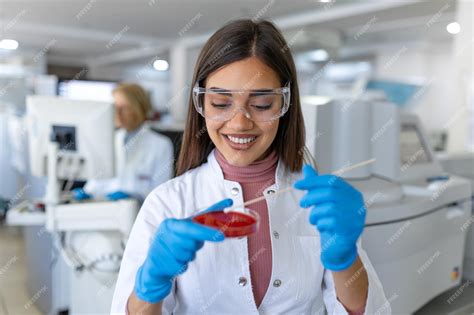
top-left (27, 96), bottom-right (115, 204)
top-left (438, 152), bottom-right (474, 281)
top-left (302, 93), bottom-right (472, 313)
top-left (193, 209), bottom-right (259, 238)
top-left (366, 78), bottom-right (422, 106)
top-left (10, 96), bottom-right (139, 315)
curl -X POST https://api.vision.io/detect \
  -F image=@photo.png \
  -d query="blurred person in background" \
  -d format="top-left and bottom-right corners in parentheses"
top-left (73, 83), bottom-right (174, 204)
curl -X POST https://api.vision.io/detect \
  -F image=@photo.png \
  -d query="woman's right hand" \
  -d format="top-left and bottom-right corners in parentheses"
top-left (72, 188), bottom-right (92, 201)
top-left (134, 198), bottom-right (233, 304)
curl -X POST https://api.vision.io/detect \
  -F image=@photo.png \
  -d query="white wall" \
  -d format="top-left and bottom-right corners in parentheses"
top-left (0, 52), bottom-right (49, 200)
top-left (373, 38), bottom-right (472, 152)
top-left (87, 63), bottom-right (170, 112)
top-left (451, 0), bottom-right (473, 151)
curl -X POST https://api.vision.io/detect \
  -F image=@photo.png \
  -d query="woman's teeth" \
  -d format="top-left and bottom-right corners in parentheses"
top-left (226, 135), bottom-right (257, 144)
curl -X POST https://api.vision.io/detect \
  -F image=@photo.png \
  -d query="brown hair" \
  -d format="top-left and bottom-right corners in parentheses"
top-left (113, 83), bottom-right (152, 122)
top-left (176, 19), bottom-right (311, 176)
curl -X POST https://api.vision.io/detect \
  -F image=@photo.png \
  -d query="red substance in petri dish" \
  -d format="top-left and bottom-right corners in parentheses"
top-left (192, 210), bottom-right (258, 238)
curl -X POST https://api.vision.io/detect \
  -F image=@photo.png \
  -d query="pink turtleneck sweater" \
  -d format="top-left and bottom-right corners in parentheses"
top-left (215, 149), bottom-right (277, 307)
top-left (214, 149), bottom-right (366, 314)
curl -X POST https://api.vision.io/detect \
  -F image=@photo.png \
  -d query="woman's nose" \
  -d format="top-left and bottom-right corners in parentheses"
top-left (226, 109), bottom-right (254, 130)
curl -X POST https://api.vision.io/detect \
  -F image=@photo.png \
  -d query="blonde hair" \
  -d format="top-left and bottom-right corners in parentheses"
top-left (113, 83), bottom-right (152, 121)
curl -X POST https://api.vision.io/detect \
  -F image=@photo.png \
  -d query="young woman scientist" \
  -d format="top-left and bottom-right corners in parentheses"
top-left (111, 20), bottom-right (390, 314)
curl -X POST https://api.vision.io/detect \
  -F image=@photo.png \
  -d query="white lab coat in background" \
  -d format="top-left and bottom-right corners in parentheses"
top-left (111, 150), bottom-right (391, 315)
top-left (85, 123), bottom-right (174, 201)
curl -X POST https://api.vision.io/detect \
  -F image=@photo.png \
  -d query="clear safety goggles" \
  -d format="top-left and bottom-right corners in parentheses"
top-left (192, 82), bottom-right (291, 122)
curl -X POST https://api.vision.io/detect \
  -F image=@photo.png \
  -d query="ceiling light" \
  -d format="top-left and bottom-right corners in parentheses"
top-left (0, 39), bottom-right (19, 50)
top-left (309, 49), bottom-right (329, 62)
top-left (446, 22), bottom-right (461, 34)
top-left (301, 95), bottom-right (332, 106)
top-left (153, 59), bottom-right (169, 71)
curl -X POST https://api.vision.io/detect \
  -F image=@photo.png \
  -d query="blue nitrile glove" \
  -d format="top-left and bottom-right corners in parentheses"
top-left (134, 198), bottom-right (233, 303)
top-left (106, 191), bottom-right (130, 200)
top-left (294, 165), bottom-right (366, 271)
top-left (72, 188), bottom-right (92, 201)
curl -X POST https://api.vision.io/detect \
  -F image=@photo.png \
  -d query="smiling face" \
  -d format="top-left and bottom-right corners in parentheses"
top-left (204, 56), bottom-right (281, 167)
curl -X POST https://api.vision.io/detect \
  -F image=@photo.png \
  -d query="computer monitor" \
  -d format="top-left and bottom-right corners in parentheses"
top-left (26, 96), bottom-right (115, 181)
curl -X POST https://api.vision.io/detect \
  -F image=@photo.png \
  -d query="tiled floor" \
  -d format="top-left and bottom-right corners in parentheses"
top-left (1, 225), bottom-right (473, 315)
top-left (0, 226), bottom-right (42, 315)
top-left (415, 280), bottom-right (474, 315)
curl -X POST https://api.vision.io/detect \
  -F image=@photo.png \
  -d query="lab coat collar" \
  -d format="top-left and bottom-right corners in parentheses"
top-left (116, 123), bottom-right (152, 146)
top-left (117, 122), bottom-right (151, 134)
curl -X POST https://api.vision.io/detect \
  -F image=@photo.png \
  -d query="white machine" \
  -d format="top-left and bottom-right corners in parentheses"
top-left (16, 96), bottom-right (139, 314)
top-left (302, 94), bottom-right (472, 314)
top-left (438, 152), bottom-right (474, 282)
top-left (27, 95), bottom-right (115, 204)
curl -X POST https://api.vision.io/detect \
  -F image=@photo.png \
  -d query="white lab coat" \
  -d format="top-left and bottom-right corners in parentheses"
top-left (111, 150), bottom-right (391, 314)
top-left (85, 123), bottom-right (174, 201)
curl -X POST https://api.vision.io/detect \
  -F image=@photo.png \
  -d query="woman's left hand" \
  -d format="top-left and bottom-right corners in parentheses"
top-left (294, 164), bottom-right (366, 271)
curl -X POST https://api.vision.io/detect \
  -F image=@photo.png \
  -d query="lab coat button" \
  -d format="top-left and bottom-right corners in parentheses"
top-left (231, 187), bottom-right (239, 195)
top-left (238, 277), bottom-right (247, 286)
top-left (273, 279), bottom-right (282, 287)
top-left (273, 231), bottom-right (280, 239)
top-left (267, 189), bottom-right (275, 194)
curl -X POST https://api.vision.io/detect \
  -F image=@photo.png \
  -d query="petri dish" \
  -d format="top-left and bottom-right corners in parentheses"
top-left (192, 208), bottom-right (259, 238)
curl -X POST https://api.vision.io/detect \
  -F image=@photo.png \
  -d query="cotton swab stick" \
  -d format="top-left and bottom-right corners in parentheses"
top-left (225, 158), bottom-right (376, 212)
